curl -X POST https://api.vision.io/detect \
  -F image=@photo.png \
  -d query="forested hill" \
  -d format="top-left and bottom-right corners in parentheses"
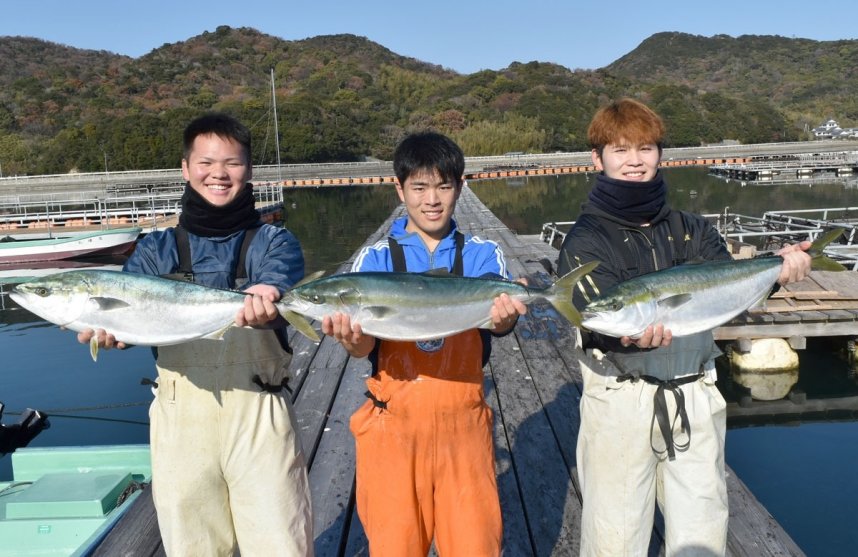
top-left (0, 26), bottom-right (855, 175)
top-left (606, 32), bottom-right (858, 126)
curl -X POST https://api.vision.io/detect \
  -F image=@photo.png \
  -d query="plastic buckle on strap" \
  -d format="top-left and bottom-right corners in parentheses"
top-left (364, 390), bottom-right (389, 411)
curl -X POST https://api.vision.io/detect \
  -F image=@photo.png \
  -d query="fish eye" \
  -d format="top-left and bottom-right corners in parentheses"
top-left (311, 294), bottom-right (324, 304)
top-left (611, 302), bottom-right (624, 311)
top-left (35, 287), bottom-right (49, 297)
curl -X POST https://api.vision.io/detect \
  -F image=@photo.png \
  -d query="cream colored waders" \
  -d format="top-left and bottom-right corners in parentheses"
top-left (577, 349), bottom-right (728, 557)
top-left (150, 328), bottom-right (313, 557)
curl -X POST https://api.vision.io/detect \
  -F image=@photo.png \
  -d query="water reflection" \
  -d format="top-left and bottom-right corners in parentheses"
top-left (282, 185), bottom-right (401, 275)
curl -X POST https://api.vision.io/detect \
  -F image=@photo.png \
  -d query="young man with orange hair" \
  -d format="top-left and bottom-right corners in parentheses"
top-left (558, 98), bottom-right (811, 556)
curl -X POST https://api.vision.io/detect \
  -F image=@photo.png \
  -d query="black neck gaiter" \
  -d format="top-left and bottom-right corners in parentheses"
top-left (178, 183), bottom-right (260, 237)
top-left (587, 171), bottom-right (667, 223)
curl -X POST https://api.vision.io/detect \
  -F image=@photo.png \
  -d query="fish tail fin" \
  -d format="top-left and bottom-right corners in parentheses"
top-left (546, 260), bottom-right (599, 327)
top-left (809, 229), bottom-right (847, 271)
top-left (89, 337), bottom-right (99, 362)
top-left (202, 323), bottom-right (233, 340)
top-left (282, 310), bottom-right (321, 342)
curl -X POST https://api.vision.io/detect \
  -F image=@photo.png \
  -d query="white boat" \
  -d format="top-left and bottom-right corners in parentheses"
top-left (0, 227), bottom-right (141, 264)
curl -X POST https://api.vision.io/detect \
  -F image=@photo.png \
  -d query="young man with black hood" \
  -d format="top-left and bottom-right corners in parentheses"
top-left (558, 98), bottom-right (811, 556)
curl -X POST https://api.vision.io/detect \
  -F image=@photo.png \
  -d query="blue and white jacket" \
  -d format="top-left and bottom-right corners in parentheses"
top-left (351, 217), bottom-right (510, 278)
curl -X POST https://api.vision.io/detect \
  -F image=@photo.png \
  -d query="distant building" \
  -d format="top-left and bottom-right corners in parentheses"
top-left (812, 119), bottom-right (858, 139)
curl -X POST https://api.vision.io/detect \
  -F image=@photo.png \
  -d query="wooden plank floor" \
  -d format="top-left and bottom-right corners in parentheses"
top-left (93, 187), bottom-right (804, 556)
top-left (715, 271), bottom-right (858, 341)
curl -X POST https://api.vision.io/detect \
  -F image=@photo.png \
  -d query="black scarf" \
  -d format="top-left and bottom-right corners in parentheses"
top-left (587, 171), bottom-right (667, 223)
top-left (178, 183), bottom-right (260, 237)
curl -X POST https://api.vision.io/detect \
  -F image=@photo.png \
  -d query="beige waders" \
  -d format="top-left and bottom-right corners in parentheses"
top-left (577, 348), bottom-right (728, 557)
top-left (150, 327), bottom-right (313, 556)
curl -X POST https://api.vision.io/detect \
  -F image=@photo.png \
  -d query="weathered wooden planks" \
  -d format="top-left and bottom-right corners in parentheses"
top-left (716, 270), bottom-right (858, 341)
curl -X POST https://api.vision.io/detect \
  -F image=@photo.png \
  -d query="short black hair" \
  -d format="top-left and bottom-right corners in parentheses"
top-left (393, 132), bottom-right (465, 187)
top-left (183, 112), bottom-right (252, 161)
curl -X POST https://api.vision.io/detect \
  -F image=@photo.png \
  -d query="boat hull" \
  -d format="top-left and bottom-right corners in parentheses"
top-left (0, 227), bottom-right (141, 264)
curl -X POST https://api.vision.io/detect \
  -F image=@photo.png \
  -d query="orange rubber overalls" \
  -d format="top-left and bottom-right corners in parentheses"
top-left (349, 329), bottom-right (502, 557)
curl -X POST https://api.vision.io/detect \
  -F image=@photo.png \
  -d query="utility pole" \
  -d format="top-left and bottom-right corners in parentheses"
top-left (270, 68), bottom-right (282, 181)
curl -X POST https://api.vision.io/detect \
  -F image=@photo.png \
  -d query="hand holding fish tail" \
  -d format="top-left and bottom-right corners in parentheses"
top-left (236, 284), bottom-right (280, 327)
top-left (322, 313), bottom-right (376, 358)
top-left (775, 240), bottom-right (813, 285)
top-left (490, 291), bottom-right (528, 335)
top-left (620, 323), bottom-right (672, 349)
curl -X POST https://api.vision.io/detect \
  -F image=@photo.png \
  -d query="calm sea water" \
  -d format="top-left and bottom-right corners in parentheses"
top-left (2, 167), bottom-right (856, 555)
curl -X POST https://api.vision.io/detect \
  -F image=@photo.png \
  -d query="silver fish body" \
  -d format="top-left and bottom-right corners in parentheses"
top-left (581, 257), bottom-right (783, 338)
top-left (580, 229), bottom-right (845, 339)
top-left (10, 270), bottom-right (247, 346)
top-left (280, 264), bottom-right (597, 342)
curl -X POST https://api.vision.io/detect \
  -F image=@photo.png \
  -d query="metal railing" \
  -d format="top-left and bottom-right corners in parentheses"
top-left (0, 183), bottom-right (283, 232)
top-left (539, 207), bottom-right (858, 268)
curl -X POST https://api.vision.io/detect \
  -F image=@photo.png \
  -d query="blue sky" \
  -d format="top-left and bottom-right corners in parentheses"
top-left (2, 0), bottom-right (855, 74)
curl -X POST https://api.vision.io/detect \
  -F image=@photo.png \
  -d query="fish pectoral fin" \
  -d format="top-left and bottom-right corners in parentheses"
top-left (365, 306), bottom-right (395, 319)
top-left (657, 293), bottom-right (693, 311)
top-left (89, 296), bottom-right (131, 311)
top-left (749, 289), bottom-right (770, 310)
top-left (283, 311), bottom-right (320, 342)
top-left (479, 318), bottom-right (495, 330)
top-left (202, 323), bottom-right (234, 340)
top-left (89, 337), bottom-right (99, 362)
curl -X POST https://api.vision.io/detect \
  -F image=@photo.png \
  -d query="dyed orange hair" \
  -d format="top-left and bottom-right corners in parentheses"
top-left (587, 98), bottom-right (665, 153)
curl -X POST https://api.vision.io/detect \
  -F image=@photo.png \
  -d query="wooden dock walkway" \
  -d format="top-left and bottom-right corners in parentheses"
top-left (715, 270), bottom-right (858, 344)
top-left (92, 187), bottom-right (804, 556)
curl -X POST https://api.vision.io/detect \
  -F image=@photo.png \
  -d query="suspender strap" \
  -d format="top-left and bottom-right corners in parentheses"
top-left (235, 226), bottom-right (260, 280)
top-left (666, 210), bottom-right (690, 266)
top-left (388, 236), bottom-right (407, 273)
top-left (388, 231), bottom-right (465, 274)
top-left (617, 371), bottom-right (703, 460)
top-left (452, 231), bottom-right (465, 276)
top-left (174, 225), bottom-right (260, 282)
top-left (174, 225), bottom-right (193, 280)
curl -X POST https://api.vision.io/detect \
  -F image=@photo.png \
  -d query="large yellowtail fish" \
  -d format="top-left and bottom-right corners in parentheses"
top-left (579, 229), bottom-right (845, 338)
top-left (277, 262), bottom-right (599, 341)
top-left (10, 270), bottom-right (257, 361)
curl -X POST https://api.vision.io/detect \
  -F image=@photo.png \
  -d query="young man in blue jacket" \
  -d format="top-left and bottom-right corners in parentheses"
top-left (79, 113), bottom-right (312, 556)
top-left (322, 132), bottom-right (526, 556)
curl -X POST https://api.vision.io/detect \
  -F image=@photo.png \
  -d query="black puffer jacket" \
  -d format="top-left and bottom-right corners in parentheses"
top-left (557, 200), bottom-right (731, 356)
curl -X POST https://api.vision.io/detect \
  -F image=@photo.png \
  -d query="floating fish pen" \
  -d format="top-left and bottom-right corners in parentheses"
top-left (709, 151), bottom-right (858, 185)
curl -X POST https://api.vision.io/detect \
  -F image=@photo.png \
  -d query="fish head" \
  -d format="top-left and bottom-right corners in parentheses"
top-left (280, 277), bottom-right (362, 321)
top-left (10, 273), bottom-right (93, 327)
top-left (580, 294), bottom-right (658, 339)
